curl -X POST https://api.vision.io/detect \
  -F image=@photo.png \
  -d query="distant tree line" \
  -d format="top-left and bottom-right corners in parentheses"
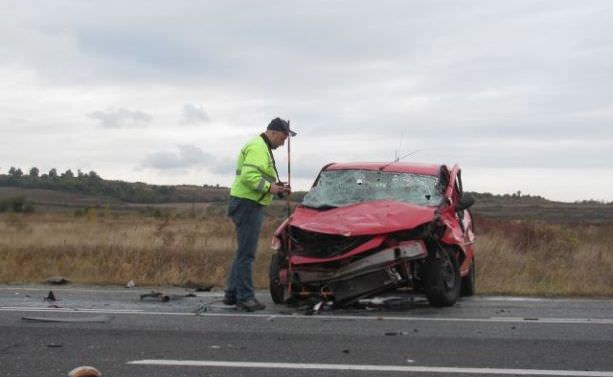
top-left (466, 191), bottom-right (547, 202)
top-left (466, 191), bottom-right (612, 205)
top-left (0, 167), bottom-right (229, 203)
top-left (13, 167), bottom-right (595, 206)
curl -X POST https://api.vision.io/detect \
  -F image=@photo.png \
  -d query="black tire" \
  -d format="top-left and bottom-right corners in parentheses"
top-left (461, 258), bottom-right (476, 297)
top-left (423, 247), bottom-right (461, 307)
top-left (269, 253), bottom-right (286, 304)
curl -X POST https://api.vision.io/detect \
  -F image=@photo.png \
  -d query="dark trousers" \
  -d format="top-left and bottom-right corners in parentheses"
top-left (225, 196), bottom-right (264, 301)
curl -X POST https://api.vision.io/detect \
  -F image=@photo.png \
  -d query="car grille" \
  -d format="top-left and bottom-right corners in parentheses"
top-left (289, 226), bottom-right (372, 258)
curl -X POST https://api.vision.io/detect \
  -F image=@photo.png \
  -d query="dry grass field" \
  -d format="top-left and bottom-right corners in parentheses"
top-left (1, 209), bottom-right (612, 297)
top-left (0, 210), bottom-right (280, 289)
top-left (475, 216), bottom-right (613, 296)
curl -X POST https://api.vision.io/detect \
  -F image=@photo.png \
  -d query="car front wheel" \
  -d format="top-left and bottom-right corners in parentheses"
top-left (423, 247), bottom-right (461, 307)
top-left (269, 253), bottom-right (287, 304)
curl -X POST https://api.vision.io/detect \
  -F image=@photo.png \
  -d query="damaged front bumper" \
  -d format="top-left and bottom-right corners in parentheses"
top-left (286, 239), bottom-right (428, 304)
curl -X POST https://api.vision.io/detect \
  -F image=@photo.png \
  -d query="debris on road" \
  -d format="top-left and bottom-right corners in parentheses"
top-left (179, 280), bottom-right (214, 291)
top-left (45, 276), bottom-right (71, 285)
top-left (299, 299), bottom-right (333, 315)
top-left (68, 365), bottom-right (102, 377)
top-left (44, 290), bottom-right (56, 302)
top-left (357, 296), bottom-right (417, 309)
top-left (194, 303), bottom-right (208, 315)
top-left (139, 291), bottom-right (170, 302)
top-left (384, 331), bottom-right (409, 336)
top-left (140, 290), bottom-right (199, 302)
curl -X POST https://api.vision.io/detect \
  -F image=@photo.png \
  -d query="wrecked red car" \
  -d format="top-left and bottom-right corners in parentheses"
top-left (269, 162), bottom-right (476, 307)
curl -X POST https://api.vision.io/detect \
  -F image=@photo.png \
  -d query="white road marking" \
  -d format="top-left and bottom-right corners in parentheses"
top-left (1, 307), bottom-right (146, 314)
top-left (3, 306), bottom-right (613, 324)
top-left (127, 360), bottom-right (613, 376)
top-left (481, 296), bottom-right (549, 302)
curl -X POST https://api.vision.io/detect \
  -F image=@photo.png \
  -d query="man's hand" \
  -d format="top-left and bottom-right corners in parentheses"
top-left (269, 182), bottom-right (291, 194)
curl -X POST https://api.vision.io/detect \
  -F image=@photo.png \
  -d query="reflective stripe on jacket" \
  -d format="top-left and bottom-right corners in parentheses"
top-left (229, 135), bottom-right (278, 206)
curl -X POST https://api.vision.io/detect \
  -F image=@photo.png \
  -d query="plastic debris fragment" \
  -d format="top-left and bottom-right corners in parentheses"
top-left (46, 276), bottom-right (71, 285)
top-left (45, 290), bottom-right (56, 302)
top-left (68, 365), bottom-right (102, 377)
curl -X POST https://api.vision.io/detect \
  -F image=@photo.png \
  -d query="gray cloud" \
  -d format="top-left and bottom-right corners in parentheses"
top-left (142, 145), bottom-right (214, 170)
top-left (181, 104), bottom-right (209, 125)
top-left (88, 108), bottom-right (152, 129)
top-left (288, 156), bottom-right (328, 181)
top-left (210, 157), bottom-right (236, 175)
top-left (3, 1), bottom-right (613, 201)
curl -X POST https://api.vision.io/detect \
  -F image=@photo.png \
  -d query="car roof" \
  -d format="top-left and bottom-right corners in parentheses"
top-left (324, 162), bottom-right (443, 176)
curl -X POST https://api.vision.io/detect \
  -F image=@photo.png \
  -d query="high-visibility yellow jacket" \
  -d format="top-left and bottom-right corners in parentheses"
top-left (230, 134), bottom-right (278, 206)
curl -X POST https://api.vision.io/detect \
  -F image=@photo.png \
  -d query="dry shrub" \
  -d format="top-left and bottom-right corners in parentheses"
top-left (476, 219), bottom-right (613, 296)
top-left (0, 212), bottom-right (282, 288)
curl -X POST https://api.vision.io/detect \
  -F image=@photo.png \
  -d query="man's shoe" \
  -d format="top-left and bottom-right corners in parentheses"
top-left (237, 298), bottom-right (266, 312)
top-left (222, 296), bottom-right (237, 305)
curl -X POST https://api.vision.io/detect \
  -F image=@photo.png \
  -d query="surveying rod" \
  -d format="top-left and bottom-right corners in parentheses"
top-left (286, 120), bottom-right (292, 217)
top-left (287, 120), bottom-right (293, 295)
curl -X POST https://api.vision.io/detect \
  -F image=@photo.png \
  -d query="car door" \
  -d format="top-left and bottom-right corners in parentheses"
top-left (443, 165), bottom-right (475, 273)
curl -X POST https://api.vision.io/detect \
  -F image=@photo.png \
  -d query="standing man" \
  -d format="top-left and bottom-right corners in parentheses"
top-left (224, 117), bottom-right (296, 311)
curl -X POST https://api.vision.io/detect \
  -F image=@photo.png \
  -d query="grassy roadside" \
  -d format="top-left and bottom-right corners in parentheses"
top-left (0, 211), bottom-right (278, 289)
top-left (476, 217), bottom-right (613, 296)
top-left (1, 212), bottom-right (612, 297)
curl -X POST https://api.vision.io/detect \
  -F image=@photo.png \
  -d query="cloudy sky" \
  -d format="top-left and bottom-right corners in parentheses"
top-left (1, 1), bottom-right (612, 202)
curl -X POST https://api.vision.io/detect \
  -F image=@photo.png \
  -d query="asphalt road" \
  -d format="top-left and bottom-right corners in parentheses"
top-left (1, 285), bottom-right (613, 377)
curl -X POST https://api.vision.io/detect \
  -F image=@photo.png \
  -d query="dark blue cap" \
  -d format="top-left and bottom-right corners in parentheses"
top-left (267, 117), bottom-right (296, 137)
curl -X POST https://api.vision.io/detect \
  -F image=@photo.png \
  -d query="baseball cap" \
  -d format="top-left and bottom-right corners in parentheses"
top-left (267, 117), bottom-right (297, 137)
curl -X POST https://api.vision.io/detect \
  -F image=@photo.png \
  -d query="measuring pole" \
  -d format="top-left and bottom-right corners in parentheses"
top-left (286, 120), bottom-right (292, 217)
top-left (286, 120), bottom-right (293, 296)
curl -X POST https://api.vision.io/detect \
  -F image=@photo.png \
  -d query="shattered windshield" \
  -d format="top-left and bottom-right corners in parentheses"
top-left (302, 169), bottom-right (443, 209)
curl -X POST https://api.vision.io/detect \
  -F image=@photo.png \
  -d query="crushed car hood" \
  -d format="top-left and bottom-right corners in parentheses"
top-left (290, 200), bottom-right (436, 237)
